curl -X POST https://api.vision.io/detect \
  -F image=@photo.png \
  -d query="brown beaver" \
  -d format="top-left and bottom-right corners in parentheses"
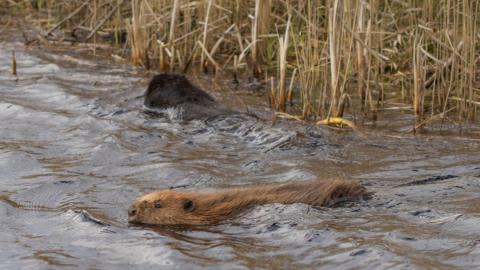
top-left (144, 73), bottom-right (234, 121)
top-left (128, 179), bottom-right (367, 226)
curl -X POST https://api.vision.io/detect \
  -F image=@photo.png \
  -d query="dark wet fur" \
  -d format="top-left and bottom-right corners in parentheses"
top-left (144, 74), bottom-right (234, 121)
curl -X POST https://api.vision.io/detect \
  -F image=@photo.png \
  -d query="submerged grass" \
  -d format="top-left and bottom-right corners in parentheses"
top-left (3, 0), bottom-right (480, 128)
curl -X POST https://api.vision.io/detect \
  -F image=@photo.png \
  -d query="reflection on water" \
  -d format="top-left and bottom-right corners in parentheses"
top-left (1, 37), bottom-right (480, 269)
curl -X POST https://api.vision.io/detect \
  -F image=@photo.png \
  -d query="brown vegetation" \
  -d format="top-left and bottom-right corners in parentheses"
top-left (3, 0), bottom-right (479, 128)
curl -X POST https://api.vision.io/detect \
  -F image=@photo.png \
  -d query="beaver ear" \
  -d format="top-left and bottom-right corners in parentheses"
top-left (183, 199), bottom-right (195, 212)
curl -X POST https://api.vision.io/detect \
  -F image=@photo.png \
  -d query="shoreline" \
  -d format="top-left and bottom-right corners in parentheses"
top-left (1, 16), bottom-right (479, 138)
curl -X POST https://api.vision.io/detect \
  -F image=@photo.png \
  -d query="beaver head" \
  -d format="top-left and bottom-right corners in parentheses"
top-left (144, 74), bottom-right (215, 109)
top-left (128, 189), bottom-right (199, 226)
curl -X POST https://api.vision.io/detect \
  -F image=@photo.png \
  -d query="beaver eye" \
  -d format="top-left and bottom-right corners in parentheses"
top-left (154, 201), bottom-right (163, 209)
top-left (183, 199), bottom-right (195, 212)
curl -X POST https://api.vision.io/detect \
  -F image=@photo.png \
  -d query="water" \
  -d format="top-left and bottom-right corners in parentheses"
top-left (1, 37), bottom-right (480, 269)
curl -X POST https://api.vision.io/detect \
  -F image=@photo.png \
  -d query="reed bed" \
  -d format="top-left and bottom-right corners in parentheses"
top-left (4, 0), bottom-right (480, 127)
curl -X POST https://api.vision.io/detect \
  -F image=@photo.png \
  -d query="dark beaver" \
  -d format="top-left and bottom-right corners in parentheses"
top-left (128, 179), bottom-right (367, 226)
top-left (144, 73), bottom-right (233, 120)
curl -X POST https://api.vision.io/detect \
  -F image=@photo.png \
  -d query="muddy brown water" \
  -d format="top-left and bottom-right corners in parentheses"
top-left (1, 39), bottom-right (480, 270)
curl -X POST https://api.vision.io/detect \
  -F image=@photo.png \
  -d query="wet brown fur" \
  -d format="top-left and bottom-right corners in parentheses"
top-left (128, 179), bottom-right (366, 226)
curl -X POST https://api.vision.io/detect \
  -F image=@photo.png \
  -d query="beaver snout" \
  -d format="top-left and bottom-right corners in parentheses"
top-left (128, 205), bottom-right (138, 223)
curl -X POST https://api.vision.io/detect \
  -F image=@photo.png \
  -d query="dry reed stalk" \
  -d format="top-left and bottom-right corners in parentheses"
top-left (275, 111), bottom-right (305, 123)
top-left (11, 51), bottom-right (16, 76)
top-left (209, 24), bottom-right (235, 64)
top-left (233, 55), bottom-right (239, 83)
top-left (270, 76), bottom-right (276, 109)
top-left (327, 0), bottom-right (342, 117)
top-left (92, 0), bottom-right (97, 46)
top-left (251, 0), bottom-right (271, 78)
top-left (413, 35), bottom-right (425, 118)
top-left (197, 40), bottom-right (221, 73)
top-left (275, 14), bottom-right (291, 112)
top-left (287, 68), bottom-right (297, 106)
top-left (355, 1), bottom-right (366, 105)
top-left (168, 0), bottom-right (180, 71)
top-left (364, 18), bottom-right (375, 114)
top-left (459, 0), bottom-right (477, 120)
top-left (200, 0), bottom-right (214, 72)
top-left (414, 106), bottom-right (457, 132)
top-left (251, 0), bottom-right (260, 67)
top-left (336, 1), bottom-right (356, 119)
top-left (128, 0), bottom-right (146, 67)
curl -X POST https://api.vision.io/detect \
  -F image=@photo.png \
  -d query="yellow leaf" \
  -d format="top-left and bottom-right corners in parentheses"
top-left (316, 117), bottom-right (356, 130)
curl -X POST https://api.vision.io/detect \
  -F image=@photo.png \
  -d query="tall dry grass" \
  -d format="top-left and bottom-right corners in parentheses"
top-left (5, 0), bottom-right (480, 127)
